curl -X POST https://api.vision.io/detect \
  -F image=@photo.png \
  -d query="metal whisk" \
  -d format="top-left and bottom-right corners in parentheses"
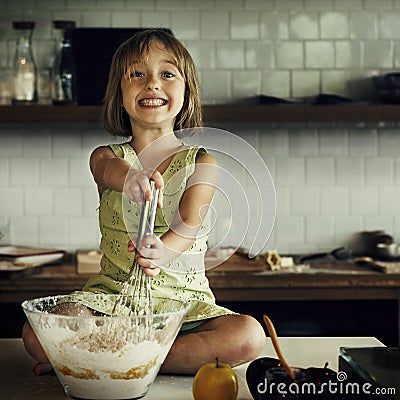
top-left (112, 181), bottom-right (159, 319)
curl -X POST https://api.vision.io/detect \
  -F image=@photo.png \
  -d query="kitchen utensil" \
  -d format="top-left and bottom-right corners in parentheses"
top-left (253, 94), bottom-right (300, 105)
top-left (312, 93), bottom-right (369, 105)
top-left (354, 257), bottom-right (400, 273)
top-left (0, 245), bottom-right (65, 258)
top-left (0, 245), bottom-right (65, 269)
top-left (354, 256), bottom-right (385, 272)
top-left (348, 230), bottom-right (391, 257)
top-left (22, 294), bottom-right (189, 400)
top-left (263, 314), bottom-right (295, 380)
top-left (373, 73), bottom-right (400, 104)
top-left (376, 242), bottom-right (400, 259)
top-left (296, 246), bottom-right (352, 264)
top-left (348, 230), bottom-right (400, 260)
top-left (112, 181), bottom-right (159, 321)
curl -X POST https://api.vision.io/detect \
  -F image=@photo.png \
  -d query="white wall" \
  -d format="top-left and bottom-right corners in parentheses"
top-left (1, 0), bottom-right (400, 253)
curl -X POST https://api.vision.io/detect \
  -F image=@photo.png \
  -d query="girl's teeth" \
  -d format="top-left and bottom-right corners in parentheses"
top-left (140, 99), bottom-right (166, 106)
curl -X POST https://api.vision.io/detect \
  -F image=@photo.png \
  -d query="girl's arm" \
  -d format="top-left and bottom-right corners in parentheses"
top-left (136, 151), bottom-right (219, 272)
top-left (89, 146), bottom-right (163, 205)
top-left (90, 146), bottom-right (130, 196)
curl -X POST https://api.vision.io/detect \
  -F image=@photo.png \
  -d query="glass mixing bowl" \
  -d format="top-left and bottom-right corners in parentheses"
top-left (22, 294), bottom-right (189, 400)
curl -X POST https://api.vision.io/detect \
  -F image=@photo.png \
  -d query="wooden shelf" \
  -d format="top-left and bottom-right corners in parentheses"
top-left (0, 104), bottom-right (400, 123)
top-left (204, 104), bottom-right (400, 122)
top-left (0, 105), bottom-right (102, 123)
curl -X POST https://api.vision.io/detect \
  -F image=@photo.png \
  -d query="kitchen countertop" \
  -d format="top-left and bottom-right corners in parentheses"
top-left (0, 336), bottom-right (383, 400)
top-left (2, 257), bottom-right (400, 303)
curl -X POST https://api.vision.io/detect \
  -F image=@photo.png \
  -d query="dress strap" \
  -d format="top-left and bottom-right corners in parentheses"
top-left (108, 143), bottom-right (125, 158)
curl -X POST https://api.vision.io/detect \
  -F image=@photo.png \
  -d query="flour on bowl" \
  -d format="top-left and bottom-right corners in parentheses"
top-left (47, 325), bottom-right (169, 399)
top-left (22, 294), bottom-right (189, 400)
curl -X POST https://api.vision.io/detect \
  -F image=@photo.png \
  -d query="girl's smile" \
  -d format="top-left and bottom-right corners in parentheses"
top-left (138, 97), bottom-right (168, 107)
top-left (121, 41), bottom-right (185, 133)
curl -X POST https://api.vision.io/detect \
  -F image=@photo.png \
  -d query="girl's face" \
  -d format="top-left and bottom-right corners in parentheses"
top-left (121, 41), bottom-right (185, 133)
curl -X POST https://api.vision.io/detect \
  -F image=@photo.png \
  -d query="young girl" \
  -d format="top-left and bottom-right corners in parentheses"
top-left (22, 29), bottom-right (265, 375)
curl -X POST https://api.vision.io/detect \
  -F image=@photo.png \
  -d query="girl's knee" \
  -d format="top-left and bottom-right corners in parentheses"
top-left (236, 315), bottom-right (266, 359)
top-left (217, 314), bottom-right (265, 364)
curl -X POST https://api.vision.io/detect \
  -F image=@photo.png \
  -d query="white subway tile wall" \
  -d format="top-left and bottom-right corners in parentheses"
top-left (0, 0), bottom-right (400, 252)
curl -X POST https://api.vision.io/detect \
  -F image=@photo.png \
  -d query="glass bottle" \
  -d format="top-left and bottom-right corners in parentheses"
top-left (52, 20), bottom-right (76, 105)
top-left (11, 21), bottom-right (38, 105)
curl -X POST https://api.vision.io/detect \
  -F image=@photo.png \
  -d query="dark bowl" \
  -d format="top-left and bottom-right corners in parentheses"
top-left (385, 73), bottom-right (400, 89)
top-left (246, 357), bottom-right (342, 399)
top-left (372, 73), bottom-right (400, 103)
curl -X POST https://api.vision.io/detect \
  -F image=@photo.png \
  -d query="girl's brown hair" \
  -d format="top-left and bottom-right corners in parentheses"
top-left (103, 29), bottom-right (202, 137)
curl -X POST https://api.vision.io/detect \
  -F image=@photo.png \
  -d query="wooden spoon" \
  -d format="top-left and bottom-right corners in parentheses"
top-left (263, 314), bottom-right (295, 380)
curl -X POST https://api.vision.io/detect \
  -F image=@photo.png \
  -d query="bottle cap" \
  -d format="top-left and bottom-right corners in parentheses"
top-left (12, 21), bottom-right (35, 29)
top-left (53, 20), bottom-right (76, 29)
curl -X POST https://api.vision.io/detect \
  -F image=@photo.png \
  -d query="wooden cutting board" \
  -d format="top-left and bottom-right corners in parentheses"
top-left (206, 253), bottom-right (266, 272)
top-left (0, 246), bottom-right (65, 271)
top-left (354, 256), bottom-right (400, 273)
top-left (0, 245), bottom-right (65, 258)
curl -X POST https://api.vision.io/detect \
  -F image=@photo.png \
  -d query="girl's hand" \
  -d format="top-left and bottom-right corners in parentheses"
top-left (124, 168), bottom-right (164, 208)
top-left (128, 235), bottom-right (164, 277)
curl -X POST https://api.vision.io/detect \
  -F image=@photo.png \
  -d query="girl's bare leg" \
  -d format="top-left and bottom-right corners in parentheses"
top-left (22, 321), bottom-right (52, 375)
top-left (22, 303), bottom-right (95, 376)
top-left (160, 314), bottom-right (266, 374)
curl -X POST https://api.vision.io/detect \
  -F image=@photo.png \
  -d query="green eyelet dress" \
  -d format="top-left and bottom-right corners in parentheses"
top-left (79, 142), bottom-right (233, 330)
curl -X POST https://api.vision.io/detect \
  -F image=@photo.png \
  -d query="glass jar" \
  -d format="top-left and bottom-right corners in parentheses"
top-left (11, 21), bottom-right (38, 105)
top-left (52, 20), bottom-right (76, 105)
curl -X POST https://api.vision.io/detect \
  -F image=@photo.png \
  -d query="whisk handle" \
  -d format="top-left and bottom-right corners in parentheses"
top-left (136, 181), bottom-right (159, 247)
top-left (146, 182), bottom-right (159, 237)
